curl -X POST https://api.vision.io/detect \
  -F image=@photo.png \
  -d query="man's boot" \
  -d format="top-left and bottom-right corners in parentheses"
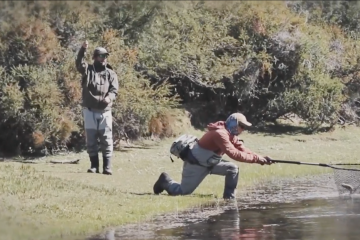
top-left (87, 155), bottom-right (99, 173)
top-left (103, 156), bottom-right (112, 175)
top-left (153, 172), bottom-right (172, 194)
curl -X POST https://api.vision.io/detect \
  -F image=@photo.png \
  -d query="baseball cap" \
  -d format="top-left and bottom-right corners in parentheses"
top-left (93, 47), bottom-right (109, 56)
top-left (227, 113), bottom-right (252, 127)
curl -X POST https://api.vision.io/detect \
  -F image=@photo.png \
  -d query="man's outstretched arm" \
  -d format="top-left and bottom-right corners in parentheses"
top-left (213, 131), bottom-right (260, 163)
top-left (233, 137), bottom-right (254, 154)
top-left (75, 41), bottom-right (89, 74)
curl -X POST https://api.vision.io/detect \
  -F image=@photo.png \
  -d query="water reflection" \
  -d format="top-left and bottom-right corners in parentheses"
top-left (86, 175), bottom-right (360, 240)
top-left (152, 197), bottom-right (360, 240)
top-left (88, 196), bottom-right (360, 240)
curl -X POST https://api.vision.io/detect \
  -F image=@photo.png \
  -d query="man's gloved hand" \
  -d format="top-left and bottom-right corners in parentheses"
top-left (257, 156), bottom-right (274, 165)
top-left (265, 156), bottom-right (274, 165)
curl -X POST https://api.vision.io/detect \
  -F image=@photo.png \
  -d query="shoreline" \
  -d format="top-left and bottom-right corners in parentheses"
top-left (85, 172), bottom-right (340, 240)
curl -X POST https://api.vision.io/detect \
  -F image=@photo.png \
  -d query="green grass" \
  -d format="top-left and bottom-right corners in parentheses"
top-left (1, 125), bottom-right (360, 240)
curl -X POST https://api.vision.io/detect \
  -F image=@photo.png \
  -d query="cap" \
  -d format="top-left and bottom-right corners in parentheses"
top-left (93, 47), bottom-right (109, 56)
top-left (227, 113), bottom-right (252, 127)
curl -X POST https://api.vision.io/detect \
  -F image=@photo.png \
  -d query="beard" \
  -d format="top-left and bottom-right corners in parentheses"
top-left (94, 60), bottom-right (106, 70)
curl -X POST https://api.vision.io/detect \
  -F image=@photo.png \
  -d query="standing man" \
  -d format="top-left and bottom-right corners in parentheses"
top-left (153, 113), bottom-right (273, 199)
top-left (75, 40), bottom-right (119, 175)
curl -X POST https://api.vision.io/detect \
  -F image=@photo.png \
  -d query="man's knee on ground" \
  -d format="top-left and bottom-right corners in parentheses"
top-left (167, 191), bottom-right (183, 196)
top-left (181, 190), bottom-right (193, 195)
top-left (179, 186), bottom-right (197, 195)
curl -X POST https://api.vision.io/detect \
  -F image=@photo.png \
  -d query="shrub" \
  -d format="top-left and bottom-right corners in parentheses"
top-left (0, 64), bottom-right (79, 155)
top-left (137, 1), bottom-right (355, 128)
top-left (0, 1), bottom-right (178, 155)
top-left (1, 1), bottom-right (360, 156)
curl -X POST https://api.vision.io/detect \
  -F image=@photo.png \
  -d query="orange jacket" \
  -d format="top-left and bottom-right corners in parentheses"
top-left (197, 121), bottom-right (260, 163)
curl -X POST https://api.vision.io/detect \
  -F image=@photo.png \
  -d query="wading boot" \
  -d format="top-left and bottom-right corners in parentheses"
top-left (103, 156), bottom-right (112, 175)
top-left (223, 190), bottom-right (236, 200)
top-left (223, 195), bottom-right (237, 208)
top-left (153, 172), bottom-right (172, 194)
top-left (87, 155), bottom-right (99, 173)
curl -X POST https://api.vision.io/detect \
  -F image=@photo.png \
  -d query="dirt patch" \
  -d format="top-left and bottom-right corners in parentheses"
top-left (85, 173), bottom-right (340, 240)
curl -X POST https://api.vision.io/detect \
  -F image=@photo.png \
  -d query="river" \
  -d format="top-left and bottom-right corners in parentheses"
top-left (87, 174), bottom-right (359, 240)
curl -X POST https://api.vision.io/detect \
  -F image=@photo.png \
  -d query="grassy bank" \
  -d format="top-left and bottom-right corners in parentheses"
top-left (1, 125), bottom-right (360, 240)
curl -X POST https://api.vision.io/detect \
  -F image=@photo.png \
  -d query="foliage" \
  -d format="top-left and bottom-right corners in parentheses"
top-left (138, 1), bottom-right (355, 129)
top-left (0, 1), bottom-right (177, 155)
top-left (1, 0), bottom-right (360, 155)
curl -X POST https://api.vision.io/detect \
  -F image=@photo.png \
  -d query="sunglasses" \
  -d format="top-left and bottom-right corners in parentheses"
top-left (96, 54), bottom-right (108, 59)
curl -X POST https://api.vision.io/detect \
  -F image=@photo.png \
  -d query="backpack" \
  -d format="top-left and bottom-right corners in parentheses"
top-left (169, 134), bottom-right (198, 162)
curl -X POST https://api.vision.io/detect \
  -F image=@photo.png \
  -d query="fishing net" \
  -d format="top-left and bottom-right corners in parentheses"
top-left (332, 164), bottom-right (360, 195)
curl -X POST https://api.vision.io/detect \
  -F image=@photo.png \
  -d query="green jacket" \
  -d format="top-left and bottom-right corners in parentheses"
top-left (75, 47), bottom-right (119, 111)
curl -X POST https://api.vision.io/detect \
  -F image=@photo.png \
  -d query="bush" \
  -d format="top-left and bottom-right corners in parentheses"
top-left (0, 1), bottom-right (178, 156)
top-left (1, 1), bottom-right (360, 156)
top-left (137, 1), bottom-right (354, 128)
top-left (0, 64), bottom-right (78, 155)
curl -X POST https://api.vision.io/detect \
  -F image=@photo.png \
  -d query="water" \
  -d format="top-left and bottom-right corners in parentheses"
top-left (88, 174), bottom-right (360, 240)
top-left (153, 197), bottom-right (360, 240)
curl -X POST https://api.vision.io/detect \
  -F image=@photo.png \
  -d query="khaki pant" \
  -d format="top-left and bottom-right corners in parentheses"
top-left (82, 108), bottom-right (113, 158)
